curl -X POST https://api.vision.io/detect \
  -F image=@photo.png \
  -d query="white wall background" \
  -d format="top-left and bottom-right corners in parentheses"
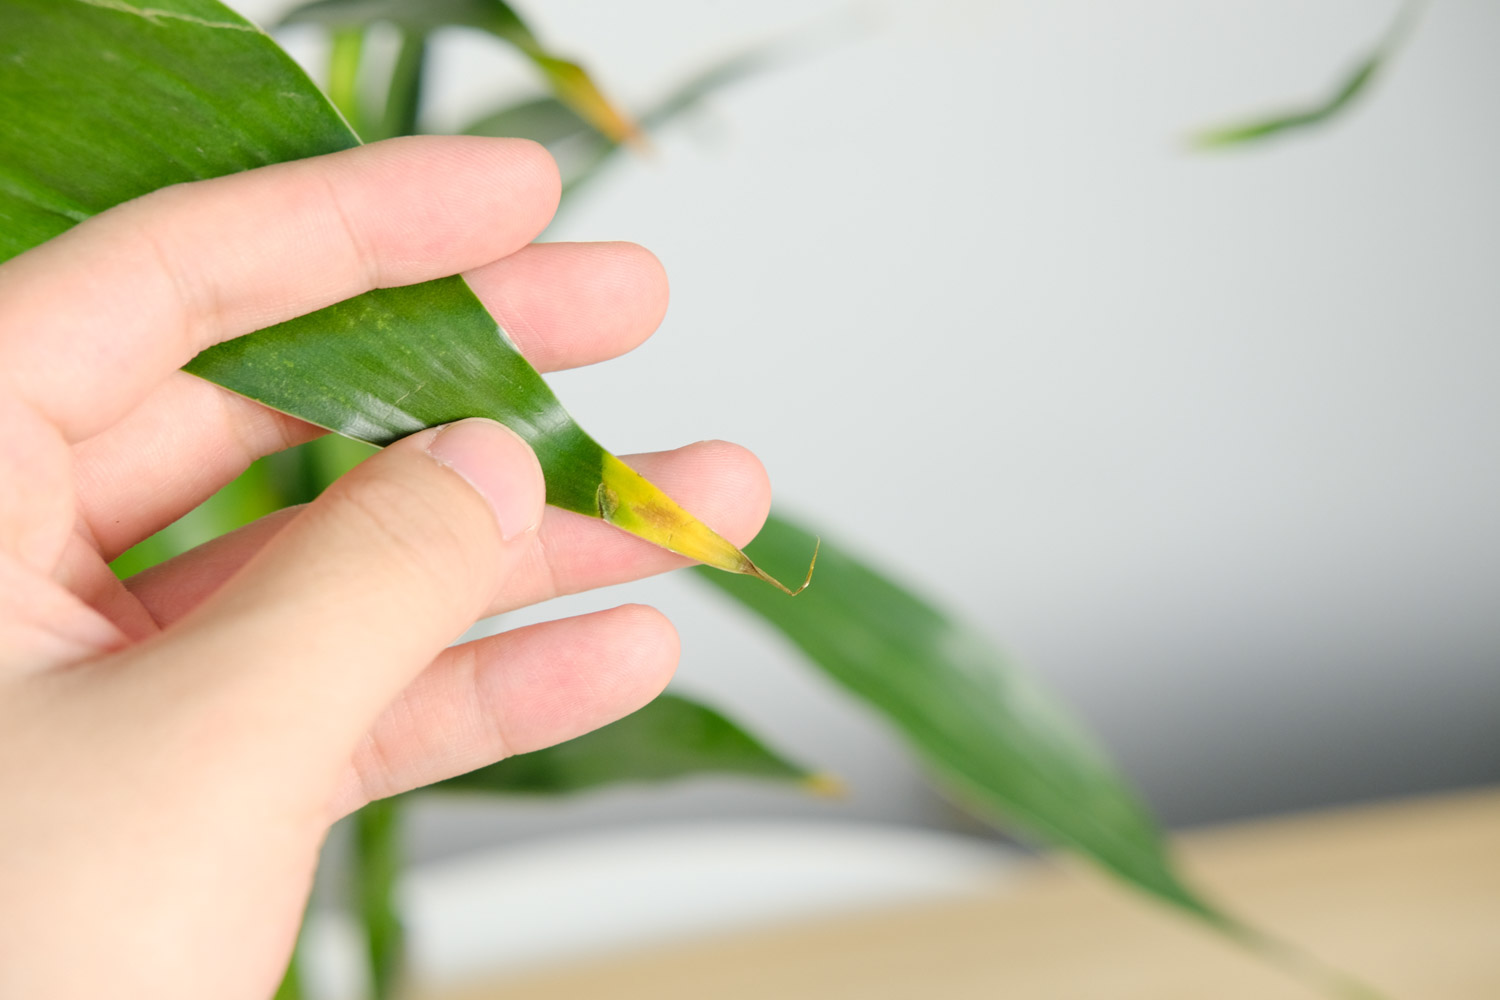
top-left (233, 0), bottom-right (1500, 857)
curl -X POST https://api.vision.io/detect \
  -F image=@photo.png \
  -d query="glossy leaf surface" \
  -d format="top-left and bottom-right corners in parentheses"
top-left (433, 693), bottom-right (822, 796)
top-left (0, 0), bottom-right (792, 586)
top-left (1193, 2), bottom-right (1421, 149)
top-left (280, 0), bottom-right (637, 142)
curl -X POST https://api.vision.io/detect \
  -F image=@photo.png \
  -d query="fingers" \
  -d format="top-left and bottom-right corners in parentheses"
top-left (330, 604), bottom-right (679, 815)
top-left (72, 241), bottom-right (668, 559)
top-left (131, 419), bottom-right (546, 761)
top-left (125, 441), bottom-right (771, 628)
top-left (0, 136), bottom-right (560, 443)
top-left (73, 376), bottom-right (321, 559)
top-left (465, 240), bottom-right (668, 372)
top-left (0, 551), bottom-right (126, 674)
top-left (123, 506), bottom-right (301, 629)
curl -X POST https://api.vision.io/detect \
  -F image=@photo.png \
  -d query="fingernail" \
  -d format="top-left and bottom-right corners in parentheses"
top-left (425, 419), bottom-right (543, 542)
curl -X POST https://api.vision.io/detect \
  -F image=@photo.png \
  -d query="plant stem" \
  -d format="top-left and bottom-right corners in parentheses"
top-left (378, 31), bottom-right (429, 140)
top-left (327, 27), bottom-right (366, 138)
top-left (353, 797), bottom-right (406, 1000)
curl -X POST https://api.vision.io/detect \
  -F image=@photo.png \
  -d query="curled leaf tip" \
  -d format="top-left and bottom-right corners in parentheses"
top-left (744, 536), bottom-right (818, 596)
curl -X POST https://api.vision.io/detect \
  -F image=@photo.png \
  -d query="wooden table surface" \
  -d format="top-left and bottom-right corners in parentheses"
top-left (427, 788), bottom-right (1499, 1000)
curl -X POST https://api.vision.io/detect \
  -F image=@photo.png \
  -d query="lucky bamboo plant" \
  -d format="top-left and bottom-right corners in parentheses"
top-left (0, 1), bottom-right (1405, 997)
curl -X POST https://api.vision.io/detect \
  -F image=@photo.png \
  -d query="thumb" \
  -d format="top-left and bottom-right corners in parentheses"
top-left (151, 418), bottom-right (545, 754)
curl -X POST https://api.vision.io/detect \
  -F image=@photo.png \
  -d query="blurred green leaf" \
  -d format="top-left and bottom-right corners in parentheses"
top-left (462, 94), bottom-right (591, 146)
top-left (280, 0), bottom-right (637, 142)
top-left (696, 513), bottom-right (1206, 910)
top-left (433, 693), bottom-right (828, 796)
top-left (695, 513), bottom-right (1382, 998)
top-left (353, 798), bottom-right (405, 1000)
top-left (1194, 2), bottom-right (1422, 149)
top-left (326, 26), bottom-right (368, 135)
top-left (373, 28), bottom-right (428, 140)
top-left (463, 40), bottom-right (784, 198)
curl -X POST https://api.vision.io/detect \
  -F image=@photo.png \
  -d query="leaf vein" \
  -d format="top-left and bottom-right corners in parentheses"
top-left (70, 0), bottom-right (259, 33)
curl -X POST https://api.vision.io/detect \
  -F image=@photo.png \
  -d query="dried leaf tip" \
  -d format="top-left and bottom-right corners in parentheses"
top-left (745, 536), bottom-right (819, 596)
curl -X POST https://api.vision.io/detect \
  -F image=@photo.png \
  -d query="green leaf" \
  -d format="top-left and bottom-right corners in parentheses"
top-left (695, 513), bottom-right (1384, 999)
top-left (352, 797), bottom-right (406, 1000)
top-left (373, 28), bottom-right (428, 141)
top-left (0, 0), bottom-right (806, 591)
top-left (325, 25), bottom-right (368, 135)
top-left (1193, 2), bottom-right (1423, 149)
top-left (695, 513), bottom-right (1203, 909)
top-left (462, 95), bottom-right (591, 145)
top-left (280, 0), bottom-right (638, 143)
top-left (432, 693), bottom-right (829, 796)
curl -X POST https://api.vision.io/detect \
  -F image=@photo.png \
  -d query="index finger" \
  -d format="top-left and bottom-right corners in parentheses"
top-left (0, 135), bottom-right (560, 442)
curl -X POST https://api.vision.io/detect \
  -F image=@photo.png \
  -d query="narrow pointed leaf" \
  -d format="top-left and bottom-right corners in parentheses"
top-left (1193, 2), bottom-right (1423, 149)
top-left (695, 513), bottom-right (1383, 999)
top-left (696, 513), bottom-right (1204, 909)
top-left (280, 0), bottom-right (638, 142)
top-left (432, 693), bottom-right (829, 797)
top-left (352, 798), bottom-right (406, 1000)
top-left (461, 94), bottom-right (592, 147)
top-left (373, 28), bottom-right (428, 141)
top-left (326, 26), bottom-right (368, 136)
top-left (0, 0), bottom-right (802, 589)
top-left (463, 41), bottom-right (787, 199)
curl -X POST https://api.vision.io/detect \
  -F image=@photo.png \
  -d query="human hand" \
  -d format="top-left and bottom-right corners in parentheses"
top-left (0, 136), bottom-right (769, 999)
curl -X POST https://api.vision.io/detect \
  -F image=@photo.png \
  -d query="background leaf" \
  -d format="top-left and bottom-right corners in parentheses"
top-left (353, 798), bottom-right (405, 1000)
top-left (432, 692), bottom-right (826, 796)
top-left (374, 28), bottom-right (428, 140)
top-left (461, 94), bottom-right (591, 147)
top-left (695, 512), bottom-right (1209, 912)
top-left (1193, 2), bottom-right (1423, 149)
top-left (280, 0), bottom-right (637, 142)
top-left (694, 512), bottom-right (1383, 998)
top-left (463, 40), bottom-right (786, 200)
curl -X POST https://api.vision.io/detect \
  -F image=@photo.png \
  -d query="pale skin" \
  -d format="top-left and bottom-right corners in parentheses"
top-left (0, 136), bottom-right (770, 998)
